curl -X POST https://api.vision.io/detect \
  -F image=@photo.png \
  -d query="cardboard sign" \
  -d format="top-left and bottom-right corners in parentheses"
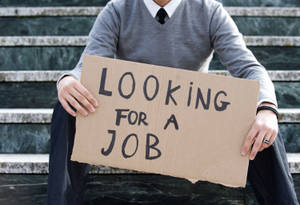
top-left (71, 54), bottom-right (259, 187)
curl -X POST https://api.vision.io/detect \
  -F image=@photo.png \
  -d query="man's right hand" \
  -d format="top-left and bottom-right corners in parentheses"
top-left (57, 76), bottom-right (99, 117)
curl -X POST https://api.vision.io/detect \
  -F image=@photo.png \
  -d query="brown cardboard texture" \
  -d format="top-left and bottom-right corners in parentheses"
top-left (71, 54), bottom-right (259, 188)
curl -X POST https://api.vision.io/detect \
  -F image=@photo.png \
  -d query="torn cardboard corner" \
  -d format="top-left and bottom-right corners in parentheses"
top-left (71, 54), bottom-right (259, 188)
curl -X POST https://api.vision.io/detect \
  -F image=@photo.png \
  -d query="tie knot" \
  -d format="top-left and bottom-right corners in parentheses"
top-left (156, 8), bottom-right (168, 24)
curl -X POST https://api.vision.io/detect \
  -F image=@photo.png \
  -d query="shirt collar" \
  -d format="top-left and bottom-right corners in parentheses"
top-left (143, 0), bottom-right (182, 18)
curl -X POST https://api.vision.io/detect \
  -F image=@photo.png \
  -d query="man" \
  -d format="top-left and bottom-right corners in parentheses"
top-left (46, 0), bottom-right (299, 204)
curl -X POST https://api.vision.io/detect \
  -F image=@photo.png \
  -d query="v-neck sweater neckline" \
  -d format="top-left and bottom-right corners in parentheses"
top-left (139, 0), bottom-right (185, 29)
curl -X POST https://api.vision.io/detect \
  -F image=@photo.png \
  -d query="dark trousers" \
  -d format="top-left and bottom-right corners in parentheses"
top-left (45, 101), bottom-right (299, 205)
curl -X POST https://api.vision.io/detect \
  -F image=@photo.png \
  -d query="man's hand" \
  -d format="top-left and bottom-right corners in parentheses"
top-left (57, 76), bottom-right (99, 117)
top-left (241, 103), bottom-right (278, 160)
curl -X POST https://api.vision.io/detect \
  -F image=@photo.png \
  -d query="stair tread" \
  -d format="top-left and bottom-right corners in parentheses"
top-left (0, 153), bottom-right (299, 174)
top-left (1, 70), bottom-right (300, 82)
top-left (1, 36), bottom-right (300, 47)
top-left (0, 108), bottom-right (299, 123)
top-left (1, 6), bottom-right (300, 17)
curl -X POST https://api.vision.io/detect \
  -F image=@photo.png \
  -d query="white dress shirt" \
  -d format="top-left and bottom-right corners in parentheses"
top-left (143, 0), bottom-right (182, 20)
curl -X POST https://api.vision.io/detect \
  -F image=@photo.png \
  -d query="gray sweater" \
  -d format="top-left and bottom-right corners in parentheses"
top-left (59, 0), bottom-right (277, 106)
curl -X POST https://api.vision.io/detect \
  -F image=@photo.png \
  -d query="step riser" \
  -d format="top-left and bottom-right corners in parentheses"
top-left (0, 0), bottom-right (109, 7)
top-left (1, 47), bottom-right (300, 71)
top-left (219, 0), bottom-right (300, 7)
top-left (211, 47), bottom-right (300, 70)
top-left (0, 82), bottom-right (299, 108)
top-left (0, 17), bottom-right (96, 36)
top-left (0, 124), bottom-right (50, 154)
top-left (1, 124), bottom-right (299, 154)
top-left (0, 174), bottom-right (251, 205)
top-left (233, 17), bottom-right (300, 36)
top-left (0, 82), bottom-right (57, 108)
top-left (0, 174), bottom-right (299, 205)
top-left (1, 17), bottom-right (300, 36)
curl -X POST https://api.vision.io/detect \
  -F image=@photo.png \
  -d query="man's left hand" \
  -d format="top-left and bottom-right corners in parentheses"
top-left (241, 103), bottom-right (278, 160)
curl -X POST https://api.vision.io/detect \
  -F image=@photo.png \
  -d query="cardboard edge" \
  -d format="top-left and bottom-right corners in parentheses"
top-left (82, 54), bottom-right (261, 85)
top-left (70, 157), bottom-right (247, 188)
top-left (72, 54), bottom-right (256, 189)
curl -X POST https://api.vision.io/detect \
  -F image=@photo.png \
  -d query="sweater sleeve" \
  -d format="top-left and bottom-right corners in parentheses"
top-left (56, 2), bottom-right (120, 88)
top-left (209, 3), bottom-right (277, 107)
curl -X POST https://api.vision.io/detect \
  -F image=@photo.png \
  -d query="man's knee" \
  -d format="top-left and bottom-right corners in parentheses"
top-left (52, 101), bottom-right (75, 123)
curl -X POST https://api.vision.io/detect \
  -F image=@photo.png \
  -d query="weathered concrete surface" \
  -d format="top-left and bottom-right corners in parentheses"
top-left (1, 70), bottom-right (300, 82)
top-left (1, 36), bottom-right (300, 46)
top-left (1, 7), bottom-right (300, 17)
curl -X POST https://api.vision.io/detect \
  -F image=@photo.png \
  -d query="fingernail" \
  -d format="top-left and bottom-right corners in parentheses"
top-left (91, 107), bottom-right (95, 112)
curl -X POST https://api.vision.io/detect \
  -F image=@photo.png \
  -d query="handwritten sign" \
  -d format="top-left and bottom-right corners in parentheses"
top-left (71, 54), bottom-right (259, 187)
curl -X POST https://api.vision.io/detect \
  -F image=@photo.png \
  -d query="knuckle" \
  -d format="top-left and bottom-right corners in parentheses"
top-left (81, 99), bottom-right (89, 107)
top-left (247, 135), bottom-right (253, 142)
top-left (64, 84), bottom-right (71, 91)
top-left (60, 90), bottom-right (67, 97)
top-left (77, 94), bottom-right (85, 102)
top-left (58, 89), bottom-right (64, 97)
top-left (85, 101), bottom-right (92, 108)
top-left (68, 97), bottom-right (77, 107)
top-left (82, 90), bottom-right (89, 97)
top-left (254, 142), bottom-right (261, 149)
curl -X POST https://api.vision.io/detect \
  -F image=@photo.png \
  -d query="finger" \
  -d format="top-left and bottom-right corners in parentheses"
top-left (66, 95), bottom-right (88, 116)
top-left (59, 97), bottom-right (76, 117)
top-left (259, 145), bottom-right (264, 152)
top-left (75, 83), bottom-right (99, 107)
top-left (70, 87), bottom-right (95, 113)
top-left (250, 131), bottom-right (266, 160)
top-left (241, 126), bottom-right (258, 156)
top-left (258, 133), bottom-right (271, 152)
top-left (269, 130), bottom-right (278, 146)
top-left (261, 132), bottom-right (273, 150)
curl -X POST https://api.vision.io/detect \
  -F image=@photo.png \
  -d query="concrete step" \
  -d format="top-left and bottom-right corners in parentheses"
top-left (1, 16), bottom-right (300, 37)
top-left (218, 0), bottom-right (300, 7)
top-left (0, 82), bottom-right (299, 109)
top-left (1, 123), bottom-right (299, 154)
top-left (0, 174), bottom-right (258, 205)
top-left (0, 70), bottom-right (299, 82)
top-left (1, 7), bottom-right (300, 17)
top-left (0, 153), bottom-right (299, 174)
top-left (0, 108), bottom-right (299, 124)
top-left (0, 109), bottom-right (52, 123)
top-left (2, 0), bottom-right (299, 7)
top-left (0, 154), bottom-right (136, 174)
top-left (1, 47), bottom-right (299, 71)
top-left (0, 0), bottom-right (109, 7)
top-left (1, 36), bottom-right (300, 47)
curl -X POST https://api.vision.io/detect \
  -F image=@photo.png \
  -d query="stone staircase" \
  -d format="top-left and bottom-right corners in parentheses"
top-left (0, 0), bottom-right (300, 204)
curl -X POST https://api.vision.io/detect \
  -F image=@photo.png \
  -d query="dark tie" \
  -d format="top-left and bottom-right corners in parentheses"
top-left (156, 8), bottom-right (168, 24)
